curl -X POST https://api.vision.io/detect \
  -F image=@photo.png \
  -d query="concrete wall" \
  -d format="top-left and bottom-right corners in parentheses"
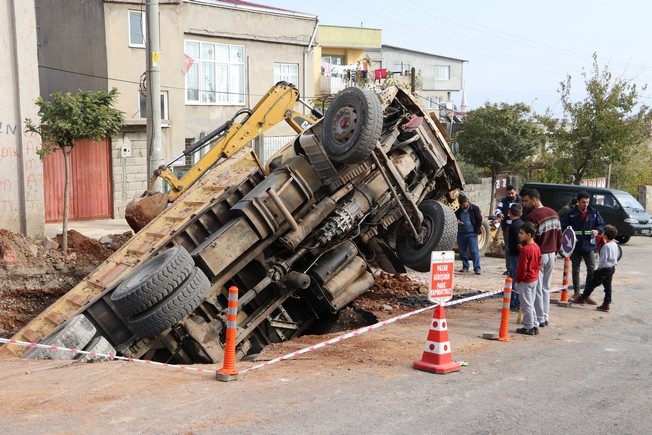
top-left (35, 0), bottom-right (108, 98)
top-left (639, 185), bottom-right (652, 214)
top-left (0, 0), bottom-right (45, 237)
top-left (318, 25), bottom-right (382, 49)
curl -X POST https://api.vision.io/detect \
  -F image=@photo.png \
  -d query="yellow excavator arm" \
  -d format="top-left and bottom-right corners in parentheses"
top-left (126, 82), bottom-right (320, 231)
top-left (153, 81), bottom-right (318, 201)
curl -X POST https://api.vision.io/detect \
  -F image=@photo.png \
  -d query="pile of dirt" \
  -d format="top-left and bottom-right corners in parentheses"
top-left (0, 228), bottom-right (132, 269)
top-left (0, 228), bottom-right (133, 337)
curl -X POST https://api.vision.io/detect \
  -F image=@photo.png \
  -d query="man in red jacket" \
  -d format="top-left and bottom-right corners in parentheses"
top-left (521, 188), bottom-right (562, 329)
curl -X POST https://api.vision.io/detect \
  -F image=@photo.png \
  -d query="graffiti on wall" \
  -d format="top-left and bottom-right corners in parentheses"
top-left (0, 120), bottom-right (42, 216)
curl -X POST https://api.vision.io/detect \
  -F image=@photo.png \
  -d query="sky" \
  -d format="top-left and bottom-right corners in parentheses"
top-left (261, 0), bottom-right (652, 117)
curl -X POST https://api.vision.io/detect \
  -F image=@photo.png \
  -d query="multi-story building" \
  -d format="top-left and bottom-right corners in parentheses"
top-left (35, 0), bottom-right (318, 219)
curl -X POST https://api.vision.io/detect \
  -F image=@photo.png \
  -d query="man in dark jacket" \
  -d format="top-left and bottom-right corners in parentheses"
top-left (560, 191), bottom-right (605, 302)
top-left (455, 195), bottom-right (483, 274)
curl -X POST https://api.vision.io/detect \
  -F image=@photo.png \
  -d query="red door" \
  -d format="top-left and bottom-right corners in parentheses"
top-left (43, 139), bottom-right (112, 222)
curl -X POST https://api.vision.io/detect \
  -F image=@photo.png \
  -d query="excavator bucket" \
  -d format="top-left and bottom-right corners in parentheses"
top-left (125, 192), bottom-right (169, 232)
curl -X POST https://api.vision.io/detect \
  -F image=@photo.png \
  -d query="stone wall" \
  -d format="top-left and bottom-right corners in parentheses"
top-left (461, 177), bottom-right (493, 218)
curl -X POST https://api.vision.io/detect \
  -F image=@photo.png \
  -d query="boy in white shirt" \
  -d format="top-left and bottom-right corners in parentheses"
top-left (570, 224), bottom-right (619, 312)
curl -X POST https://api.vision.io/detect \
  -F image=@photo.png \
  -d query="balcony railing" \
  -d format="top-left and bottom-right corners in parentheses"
top-left (320, 75), bottom-right (347, 94)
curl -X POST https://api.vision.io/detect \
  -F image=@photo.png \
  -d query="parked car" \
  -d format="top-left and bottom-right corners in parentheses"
top-left (521, 182), bottom-right (652, 244)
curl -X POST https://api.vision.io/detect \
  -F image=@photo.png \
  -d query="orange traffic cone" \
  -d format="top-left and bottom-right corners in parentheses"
top-left (413, 304), bottom-right (461, 374)
top-left (217, 286), bottom-right (239, 382)
top-left (560, 257), bottom-right (571, 302)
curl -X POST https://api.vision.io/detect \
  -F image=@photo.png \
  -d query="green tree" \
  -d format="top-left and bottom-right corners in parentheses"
top-left (538, 53), bottom-right (652, 185)
top-left (454, 102), bottom-right (543, 212)
top-left (25, 88), bottom-right (124, 251)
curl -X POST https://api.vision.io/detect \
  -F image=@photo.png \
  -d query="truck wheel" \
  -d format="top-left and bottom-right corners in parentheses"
top-left (111, 246), bottom-right (194, 318)
top-left (25, 314), bottom-right (96, 360)
top-left (396, 200), bottom-right (457, 272)
top-left (615, 235), bottom-right (630, 244)
top-left (128, 267), bottom-right (211, 339)
top-left (477, 220), bottom-right (492, 256)
top-left (323, 87), bottom-right (382, 164)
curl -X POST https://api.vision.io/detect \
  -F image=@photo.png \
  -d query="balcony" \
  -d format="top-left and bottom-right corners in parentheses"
top-left (320, 75), bottom-right (346, 94)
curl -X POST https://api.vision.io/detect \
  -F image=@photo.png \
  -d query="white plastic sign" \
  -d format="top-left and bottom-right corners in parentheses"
top-left (428, 251), bottom-right (455, 304)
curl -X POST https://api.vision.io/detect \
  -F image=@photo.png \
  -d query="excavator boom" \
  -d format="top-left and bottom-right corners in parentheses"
top-left (125, 82), bottom-right (318, 231)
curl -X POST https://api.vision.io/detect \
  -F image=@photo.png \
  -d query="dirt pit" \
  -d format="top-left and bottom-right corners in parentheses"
top-left (0, 228), bottom-right (132, 337)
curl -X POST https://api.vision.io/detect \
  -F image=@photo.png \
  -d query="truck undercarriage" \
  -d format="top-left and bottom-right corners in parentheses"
top-left (3, 83), bottom-right (464, 364)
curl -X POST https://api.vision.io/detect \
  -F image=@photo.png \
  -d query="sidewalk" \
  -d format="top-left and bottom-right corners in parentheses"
top-left (44, 219), bottom-right (132, 240)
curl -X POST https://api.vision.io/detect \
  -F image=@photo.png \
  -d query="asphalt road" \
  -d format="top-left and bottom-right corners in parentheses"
top-left (2, 237), bottom-right (651, 434)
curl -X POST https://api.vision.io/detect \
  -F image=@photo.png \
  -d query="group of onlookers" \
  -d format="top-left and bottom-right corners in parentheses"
top-left (455, 185), bottom-right (618, 336)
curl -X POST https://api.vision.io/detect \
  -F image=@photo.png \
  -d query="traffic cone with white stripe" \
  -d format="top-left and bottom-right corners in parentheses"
top-left (413, 304), bottom-right (460, 374)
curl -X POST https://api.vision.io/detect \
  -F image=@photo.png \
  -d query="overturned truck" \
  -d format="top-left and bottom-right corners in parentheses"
top-left (4, 83), bottom-right (465, 364)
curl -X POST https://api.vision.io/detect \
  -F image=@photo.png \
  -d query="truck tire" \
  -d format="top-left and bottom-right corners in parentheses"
top-left (477, 220), bottom-right (492, 256)
top-left (323, 87), bottom-right (382, 164)
top-left (111, 246), bottom-right (194, 318)
top-left (25, 314), bottom-right (96, 360)
top-left (128, 267), bottom-right (211, 339)
top-left (396, 200), bottom-right (457, 272)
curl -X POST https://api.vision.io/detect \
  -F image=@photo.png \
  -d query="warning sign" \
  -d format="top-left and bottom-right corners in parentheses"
top-left (428, 251), bottom-right (454, 304)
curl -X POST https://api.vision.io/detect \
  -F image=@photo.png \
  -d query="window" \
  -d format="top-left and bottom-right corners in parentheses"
top-left (274, 63), bottom-right (299, 86)
top-left (322, 55), bottom-right (344, 66)
top-left (389, 63), bottom-right (411, 75)
top-left (435, 65), bottom-right (451, 80)
top-left (139, 91), bottom-right (169, 120)
top-left (424, 97), bottom-right (442, 109)
top-left (129, 11), bottom-right (146, 47)
top-left (184, 40), bottom-right (245, 105)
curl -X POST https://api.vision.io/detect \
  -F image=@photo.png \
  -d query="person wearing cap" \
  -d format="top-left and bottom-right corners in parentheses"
top-left (455, 195), bottom-right (483, 275)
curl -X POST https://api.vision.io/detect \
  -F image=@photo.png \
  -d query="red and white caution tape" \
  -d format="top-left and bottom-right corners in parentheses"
top-left (0, 338), bottom-right (216, 376)
top-left (1, 282), bottom-right (566, 377)
top-left (240, 288), bottom-right (503, 374)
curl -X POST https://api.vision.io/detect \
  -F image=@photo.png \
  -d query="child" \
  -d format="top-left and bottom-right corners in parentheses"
top-left (570, 224), bottom-right (619, 311)
top-left (507, 203), bottom-right (524, 311)
top-left (515, 222), bottom-right (542, 335)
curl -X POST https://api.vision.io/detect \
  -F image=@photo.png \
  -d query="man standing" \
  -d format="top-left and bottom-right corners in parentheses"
top-left (561, 191), bottom-right (605, 303)
top-left (521, 188), bottom-right (562, 328)
top-left (493, 185), bottom-right (523, 274)
top-left (455, 195), bottom-right (483, 275)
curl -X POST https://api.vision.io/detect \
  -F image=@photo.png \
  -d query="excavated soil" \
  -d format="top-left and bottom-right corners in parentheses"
top-left (0, 229), bottom-right (132, 337)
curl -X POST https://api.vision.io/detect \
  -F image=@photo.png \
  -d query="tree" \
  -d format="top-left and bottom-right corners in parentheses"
top-left (25, 88), bottom-right (124, 251)
top-left (454, 102), bottom-right (543, 212)
top-left (538, 53), bottom-right (652, 185)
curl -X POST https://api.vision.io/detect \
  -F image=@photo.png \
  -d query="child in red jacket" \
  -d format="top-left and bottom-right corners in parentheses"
top-left (515, 222), bottom-right (542, 336)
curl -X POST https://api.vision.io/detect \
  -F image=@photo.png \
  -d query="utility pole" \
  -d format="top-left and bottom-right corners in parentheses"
top-left (146, 0), bottom-right (163, 191)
